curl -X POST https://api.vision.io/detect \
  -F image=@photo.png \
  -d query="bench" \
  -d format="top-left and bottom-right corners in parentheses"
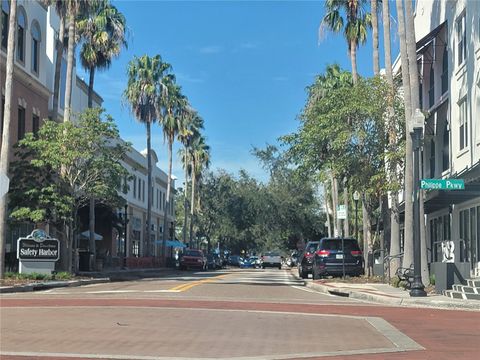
top-left (395, 265), bottom-right (414, 288)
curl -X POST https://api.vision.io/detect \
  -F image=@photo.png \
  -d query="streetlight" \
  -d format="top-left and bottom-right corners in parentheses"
top-left (410, 109), bottom-right (427, 297)
top-left (353, 191), bottom-right (360, 241)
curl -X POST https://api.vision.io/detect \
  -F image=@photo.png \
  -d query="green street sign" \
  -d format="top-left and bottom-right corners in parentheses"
top-left (420, 179), bottom-right (465, 190)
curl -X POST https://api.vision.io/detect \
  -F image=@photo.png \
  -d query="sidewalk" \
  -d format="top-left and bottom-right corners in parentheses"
top-left (0, 267), bottom-right (176, 294)
top-left (290, 269), bottom-right (480, 311)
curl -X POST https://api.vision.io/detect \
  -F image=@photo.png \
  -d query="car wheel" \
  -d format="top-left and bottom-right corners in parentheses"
top-left (278, 265), bottom-right (282, 270)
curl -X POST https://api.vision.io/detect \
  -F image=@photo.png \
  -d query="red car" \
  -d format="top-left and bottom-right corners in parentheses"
top-left (179, 249), bottom-right (207, 270)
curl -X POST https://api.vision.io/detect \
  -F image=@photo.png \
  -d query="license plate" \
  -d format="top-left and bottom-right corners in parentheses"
top-left (336, 254), bottom-right (344, 259)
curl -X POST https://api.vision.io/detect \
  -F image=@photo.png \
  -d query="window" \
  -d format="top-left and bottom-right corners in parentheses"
top-left (142, 180), bottom-right (145, 202)
top-left (429, 66), bottom-right (435, 108)
top-left (1, 0), bottom-right (8, 49)
top-left (31, 21), bottom-right (41, 75)
top-left (419, 82), bottom-right (423, 110)
top-left (441, 46), bottom-right (448, 94)
top-left (459, 99), bottom-right (468, 150)
top-left (442, 122), bottom-right (449, 171)
top-left (17, 106), bottom-right (25, 141)
top-left (32, 114), bottom-right (39, 137)
top-left (138, 178), bottom-right (141, 200)
top-left (429, 139), bottom-right (435, 178)
top-left (133, 175), bottom-right (136, 198)
top-left (59, 58), bottom-right (67, 109)
top-left (1, 97), bottom-right (4, 136)
top-left (16, 8), bottom-right (25, 62)
top-left (456, 12), bottom-right (466, 66)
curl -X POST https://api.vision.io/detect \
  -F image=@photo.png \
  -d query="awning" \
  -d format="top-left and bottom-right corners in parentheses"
top-left (155, 239), bottom-right (187, 248)
top-left (80, 231), bottom-right (103, 241)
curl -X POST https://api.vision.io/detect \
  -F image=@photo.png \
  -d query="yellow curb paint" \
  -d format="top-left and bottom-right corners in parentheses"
top-left (168, 273), bottom-right (230, 292)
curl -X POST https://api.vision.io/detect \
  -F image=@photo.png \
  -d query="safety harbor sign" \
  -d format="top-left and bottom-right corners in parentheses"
top-left (17, 230), bottom-right (60, 262)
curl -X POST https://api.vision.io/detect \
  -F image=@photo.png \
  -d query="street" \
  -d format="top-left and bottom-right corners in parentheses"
top-left (1, 268), bottom-right (479, 360)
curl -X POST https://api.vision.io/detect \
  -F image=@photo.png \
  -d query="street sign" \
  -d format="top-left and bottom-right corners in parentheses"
top-left (337, 205), bottom-right (346, 220)
top-left (420, 179), bottom-right (465, 190)
top-left (0, 173), bottom-right (9, 197)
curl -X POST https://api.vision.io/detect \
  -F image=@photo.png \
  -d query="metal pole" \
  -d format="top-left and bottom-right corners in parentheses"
top-left (355, 200), bottom-right (358, 241)
top-left (123, 204), bottom-right (128, 269)
top-left (410, 129), bottom-right (427, 297)
top-left (341, 227), bottom-right (345, 279)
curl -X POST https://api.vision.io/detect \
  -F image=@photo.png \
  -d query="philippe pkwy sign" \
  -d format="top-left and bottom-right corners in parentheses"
top-left (17, 230), bottom-right (60, 262)
top-left (420, 179), bottom-right (465, 190)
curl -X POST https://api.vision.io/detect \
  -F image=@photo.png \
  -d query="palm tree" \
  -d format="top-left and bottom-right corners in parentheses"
top-left (44, 0), bottom-right (67, 121)
top-left (320, 0), bottom-right (371, 84)
top-left (395, 0), bottom-right (414, 272)
top-left (123, 55), bottom-right (172, 257)
top-left (77, 0), bottom-right (127, 268)
top-left (0, 0), bottom-right (17, 280)
top-left (178, 112), bottom-right (204, 245)
top-left (159, 77), bottom-right (186, 262)
top-left (371, 0), bottom-right (379, 75)
top-left (77, 0), bottom-right (127, 107)
top-left (189, 135), bottom-right (210, 247)
top-left (383, 0), bottom-right (401, 276)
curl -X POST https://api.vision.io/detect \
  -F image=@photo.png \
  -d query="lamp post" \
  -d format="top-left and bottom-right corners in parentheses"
top-left (353, 191), bottom-right (360, 241)
top-left (410, 109), bottom-right (427, 297)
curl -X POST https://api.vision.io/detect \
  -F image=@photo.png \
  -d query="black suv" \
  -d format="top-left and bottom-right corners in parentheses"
top-left (298, 241), bottom-right (319, 279)
top-left (312, 237), bottom-right (363, 279)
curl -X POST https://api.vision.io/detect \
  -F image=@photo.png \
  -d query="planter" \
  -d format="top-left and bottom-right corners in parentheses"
top-left (431, 262), bottom-right (470, 293)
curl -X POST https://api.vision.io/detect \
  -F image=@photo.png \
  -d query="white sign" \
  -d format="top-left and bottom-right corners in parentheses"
top-left (337, 205), bottom-right (346, 220)
top-left (441, 241), bottom-right (455, 263)
top-left (0, 173), bottom-right (9, 197)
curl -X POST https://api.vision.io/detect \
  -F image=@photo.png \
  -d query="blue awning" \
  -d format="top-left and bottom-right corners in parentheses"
top-left (155, 240), bottom-right (187, 248)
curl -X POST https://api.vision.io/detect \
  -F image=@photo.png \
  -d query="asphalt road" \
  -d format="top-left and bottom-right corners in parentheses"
top-left (1, 268), bottom-right (479, 359)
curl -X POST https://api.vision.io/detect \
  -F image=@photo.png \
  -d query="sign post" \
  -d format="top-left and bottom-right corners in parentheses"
top-left (17, 229), bottom-right (60, 274)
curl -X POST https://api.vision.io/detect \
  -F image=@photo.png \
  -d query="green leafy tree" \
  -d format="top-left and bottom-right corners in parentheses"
top-left (8, 108), bottom-right (130, 272)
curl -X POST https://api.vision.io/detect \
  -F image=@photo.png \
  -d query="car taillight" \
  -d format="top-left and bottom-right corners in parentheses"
top-left (315, 250), bottom-right (330, 257)
top-left (351, 250), bottom-right (362, 256)
top-left (305, 252), bottom-right (314, 258)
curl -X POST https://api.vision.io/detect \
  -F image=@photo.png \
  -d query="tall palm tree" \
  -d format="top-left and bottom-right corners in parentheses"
top-left (371, 0), bottom-right (379, 75)
top-left (189, 135), bottom-right (210, 247)
top-left (0, 0), bottom-right (17, 280)
top-left (178, 112), bottom-right (203, 245)
top-left (320, 0), bottom-right (371, 84)
top-left (77, 0), bottom-right (127, 107)
top-left (383, 0), bottom-right (401, 276)
top-left (77, 0), bottom-right (127, 267)
top-left (123, 55), bottom-right (172, 257)
top-left (395, 0), bottom-right (414, 271)
top-left (159, 77), bottom-right (186, 262)
top-left (44, 0), bottom-right (67, 121)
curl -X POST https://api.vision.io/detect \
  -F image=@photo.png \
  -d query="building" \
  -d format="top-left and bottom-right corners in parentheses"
top-left (398, 0), bottom-right (480, 277)
top-left (1, 0), bottom-right (176, 269)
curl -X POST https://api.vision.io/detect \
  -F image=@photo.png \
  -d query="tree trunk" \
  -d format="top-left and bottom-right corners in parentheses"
top-left (395, 0), bottom-right (413, 269)
top-left (384, 0), bottom-right (401, 278)
top-left (324, 183), bottom-right (332, 238)
top-left (362, 196), bottom-right (368, 274)
top-left (87, 65), bottom-right (95, 108)
top-left (189, 162), bottom-right (196, 247)
top-left (330, 174), bottom-right (339, 236)
top-left (63, 7), bottom-right (76, 123)
top-left (183, 148), bottom-right (189, 244)
top-left (145, 121), bottom-right (152, 257)
top-left (52, 16), bottom-right (65, 121)
top-left (162, 136), bottom-right (173, 265)
top-left (343, 179), bottom-right (349, 237)
top-left (350, 39), bottom-right (358, 84)
top-left (371, 0), bottom-right (380, 75)
top-left (0, 0), bottom-right (17, 280)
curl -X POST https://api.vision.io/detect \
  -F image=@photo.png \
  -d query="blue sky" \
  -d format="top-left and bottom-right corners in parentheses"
top-left (78, 0), bottom-right (400, 184)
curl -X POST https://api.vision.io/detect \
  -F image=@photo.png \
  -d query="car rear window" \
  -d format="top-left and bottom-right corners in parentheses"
top-left (264, 252), bottom-right (280, 256)
top-left (321, 239), bottom-right (360, 252)
top-left (184, 250), bottom-right (202, 257)
top-left (306, 242), bottom-right (319, 253)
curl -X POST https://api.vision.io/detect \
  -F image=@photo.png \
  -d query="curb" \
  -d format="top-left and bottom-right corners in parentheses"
top-left (289, 268), bottom-right (480, 311)
top-left (0, 278), bottom-right (110, 294)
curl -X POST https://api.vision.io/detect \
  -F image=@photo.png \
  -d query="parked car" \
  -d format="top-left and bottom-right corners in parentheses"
top-left (239, 257), bottom-right (255, 268)
top-left (312, 237), bottom-right (363, 279)
top-left (298, 241), bottom-right (319, 279)
top-left (206, 254), bottom-right (216, 270)
top-left (228, 255), bottom-right (243, 267)
top-left (261, 251), bottom-right (282, 269)
top-left (179, 249), bottom-right (207, 270)
top-left (248, 256), bottom-right (261, 268)
top-left (290, 251), bottom-right (298, 267)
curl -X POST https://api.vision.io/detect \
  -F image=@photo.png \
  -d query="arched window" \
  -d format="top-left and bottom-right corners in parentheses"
top-left (429, 65), bottom-right (435, 108)
top-left (442, 122), bottom-right (449, 172)
top-left (1, 0), bottom-right (9, 49)
top-left (16, 7), bottom-right (26, 62)
top-left (31, 21), bottom-right (41, 75)
top-left (441, 46), bottom-right (448, 94)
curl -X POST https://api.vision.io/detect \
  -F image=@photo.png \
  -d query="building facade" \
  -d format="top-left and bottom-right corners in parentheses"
top-left (413, 0), bottom-right (480, 276)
